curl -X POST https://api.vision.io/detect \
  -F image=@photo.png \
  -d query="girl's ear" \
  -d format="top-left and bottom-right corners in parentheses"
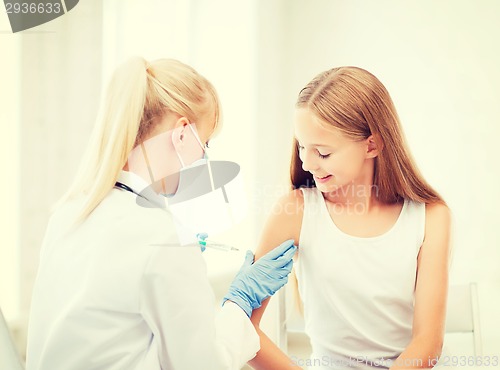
top-left (366, 134), bottom-right (383, 159)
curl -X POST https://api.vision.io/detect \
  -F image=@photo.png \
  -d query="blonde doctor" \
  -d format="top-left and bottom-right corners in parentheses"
top-left (25, 57), bottom-right (296, 370)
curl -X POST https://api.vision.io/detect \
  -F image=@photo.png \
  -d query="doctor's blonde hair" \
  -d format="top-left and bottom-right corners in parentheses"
top-left (291, 66), bottom-right (444, 205)
top-left (59, 57), bottom-right (221, 221)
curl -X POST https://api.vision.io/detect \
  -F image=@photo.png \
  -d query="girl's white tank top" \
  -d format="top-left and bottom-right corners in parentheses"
top-left (295, 187), bottom-right (426, 369)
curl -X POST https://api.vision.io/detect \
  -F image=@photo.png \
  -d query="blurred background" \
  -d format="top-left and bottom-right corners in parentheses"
top-left (1, 0), bottom-right (499, 364)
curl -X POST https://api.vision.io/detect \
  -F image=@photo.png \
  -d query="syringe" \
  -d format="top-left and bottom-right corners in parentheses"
top-left (198, 239), bottom-right (239, 252)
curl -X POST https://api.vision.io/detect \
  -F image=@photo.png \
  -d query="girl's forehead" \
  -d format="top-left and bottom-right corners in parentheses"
top-left (294, 108), bottom-right (345, 145)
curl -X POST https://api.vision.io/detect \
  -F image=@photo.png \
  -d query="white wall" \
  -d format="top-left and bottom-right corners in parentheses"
top-left (16, 0), bottom-right (103, 324)
top-left (0, 0), bottom-right (103, 356)
top-left (0, 13), bottom-right (21, 323)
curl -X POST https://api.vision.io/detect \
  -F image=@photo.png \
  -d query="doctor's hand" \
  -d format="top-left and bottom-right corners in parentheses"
top-left (222, 239), bottom-right (297, 317)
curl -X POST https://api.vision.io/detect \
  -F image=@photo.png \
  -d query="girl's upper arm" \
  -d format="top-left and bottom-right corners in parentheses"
top-left (251, 189), bottom-right (304, 325)
top-left (254, 189), bottom-right (304, 259)
top-left (412, 202), bottom-right (452, 348)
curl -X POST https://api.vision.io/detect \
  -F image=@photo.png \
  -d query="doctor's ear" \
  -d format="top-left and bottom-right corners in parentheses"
top-left (171, 117), bottom-right (190, 149)
top-left (365, 134), bottom-right (383, 159)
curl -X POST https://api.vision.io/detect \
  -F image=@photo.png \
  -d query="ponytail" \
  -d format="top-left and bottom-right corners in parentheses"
top-left (58, 57), bottom-right (149, 221)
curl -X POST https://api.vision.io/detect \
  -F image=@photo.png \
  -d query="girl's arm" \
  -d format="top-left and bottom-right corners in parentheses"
top-left (390, 202), bottom-right (452, 369)
top-left (248, 190), bottom-right (304, 370)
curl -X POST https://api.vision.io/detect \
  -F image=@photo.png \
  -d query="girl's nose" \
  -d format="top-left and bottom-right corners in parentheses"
top-left (300, 150), bottom-right (319, 173)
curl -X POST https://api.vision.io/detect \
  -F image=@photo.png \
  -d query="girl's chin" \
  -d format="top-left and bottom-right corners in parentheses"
top-left (315, 180), bottom-right (341, 193)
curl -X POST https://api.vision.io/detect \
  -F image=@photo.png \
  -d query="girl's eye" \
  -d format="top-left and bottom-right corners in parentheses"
top-left (298, 144), bottom-right (330, 158)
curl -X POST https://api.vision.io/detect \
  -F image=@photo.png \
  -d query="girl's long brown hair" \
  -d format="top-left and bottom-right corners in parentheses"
top-left (292, 66), bottom-right (444, 204)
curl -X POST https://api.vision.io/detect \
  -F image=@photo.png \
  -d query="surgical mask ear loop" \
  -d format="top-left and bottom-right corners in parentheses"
top-left (141, 142), bottom-right (167, 194)
top-left (189, 124), bottom-right (234, 222)
top-left (187, 123), bottom-right (216, 192)
top-left (175, 123), bottom-right (215, 192)
top-left (205, 153), bottom-right (215, 192)
top-left (174, 148), bottom-right (186, 168)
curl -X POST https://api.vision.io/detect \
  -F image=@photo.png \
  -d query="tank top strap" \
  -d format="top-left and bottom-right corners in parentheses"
top-left (400, 199), bottom-right (426, 254)
top-left (299, 187), bottom-right (329, 249)
top-left (299, 187), bottom-right (324, 214)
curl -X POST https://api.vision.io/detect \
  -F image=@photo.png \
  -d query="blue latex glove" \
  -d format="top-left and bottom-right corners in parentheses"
top-left (223, 239), bottom-right (297, 317)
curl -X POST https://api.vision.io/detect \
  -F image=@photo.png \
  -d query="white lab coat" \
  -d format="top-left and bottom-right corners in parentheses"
top-left (26, 171), bottom-right (259, 370)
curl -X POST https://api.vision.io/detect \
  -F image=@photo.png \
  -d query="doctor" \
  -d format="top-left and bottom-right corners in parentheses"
top-left (26, 57), bottom-right (296, 370)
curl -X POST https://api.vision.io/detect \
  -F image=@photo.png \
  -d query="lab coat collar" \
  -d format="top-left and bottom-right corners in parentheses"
top-left (116, 170), bottom-right (167, 209)
top-left (117, 170), bottom-right (150, 193)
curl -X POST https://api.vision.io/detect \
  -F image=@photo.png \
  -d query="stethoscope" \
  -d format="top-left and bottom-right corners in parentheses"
top-left (114, 181), bottom-right (169, 210)
top-left (114, 182), bottom-right (147, 200)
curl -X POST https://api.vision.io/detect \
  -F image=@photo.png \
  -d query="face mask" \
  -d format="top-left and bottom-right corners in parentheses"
top-left (165, 124), bottom-right (247, 245)
top-left (162, 123), bottom-right (212, 199)
top-left (134, 123), bottom-right (246, 245)
top-left (167, 160), bottom-right (247, 246)
top-left (132, 124), bottom-right (208, 206)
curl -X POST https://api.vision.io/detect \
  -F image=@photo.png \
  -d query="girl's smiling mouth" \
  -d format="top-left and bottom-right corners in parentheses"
top-left (314, 174), bottom-right (332, 183)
